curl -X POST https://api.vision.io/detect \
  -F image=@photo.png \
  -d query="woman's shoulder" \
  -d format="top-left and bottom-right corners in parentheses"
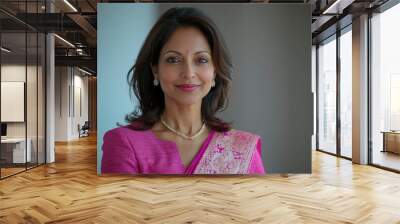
top-left (103, 125), bottom-right (150, 141)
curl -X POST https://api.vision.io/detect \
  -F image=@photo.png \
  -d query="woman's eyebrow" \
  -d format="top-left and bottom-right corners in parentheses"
top-left (162, 50), bottom-right (211, 55)
top-left (195, 51), bottom-right (210, 55)
top-left (163, 50), bottom-right (182, 55)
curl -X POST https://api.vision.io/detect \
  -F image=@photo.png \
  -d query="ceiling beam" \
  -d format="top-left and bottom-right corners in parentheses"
top-left (67, 13), bottom-right (97, 46)
top-left (55, 55), bottom-right (96, 73)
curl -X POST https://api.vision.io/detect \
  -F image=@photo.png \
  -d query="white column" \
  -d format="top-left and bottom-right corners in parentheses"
top-left (46, 1), bottom-right (55, 163)
top-left (352, 14), bottom-right (369, 164)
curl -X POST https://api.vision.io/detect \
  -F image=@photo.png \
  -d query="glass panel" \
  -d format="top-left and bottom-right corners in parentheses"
top-left (38, 32), bottom-right (45, 165)
top-left (340, 28), bottom-right (352, 158)
top-left (312, 46), bottom-right (317, 150)
top-left (27, 31), bottom-right (38, 169)
top-left (1, 30), bottom-right (27, 177)
top-left (390, 75), bottom-right (400, 130)
top-left (371, 3), bottom-right (400, 171)
top-left (318, 36), bottom-right (337, 154)
top-left (0, 1), bottom-right (46, 179)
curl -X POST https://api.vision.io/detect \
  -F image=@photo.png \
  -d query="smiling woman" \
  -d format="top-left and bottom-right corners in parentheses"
top-left (101, 7), bottom-right (265, 175)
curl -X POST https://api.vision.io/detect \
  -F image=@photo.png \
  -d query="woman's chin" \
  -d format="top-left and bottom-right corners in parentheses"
top-left (173, 96), bottom-right (203, 106)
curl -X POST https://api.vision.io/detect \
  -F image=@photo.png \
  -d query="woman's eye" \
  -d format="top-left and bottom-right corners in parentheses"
top-left (166, 57), bottom-right (180, 64)
top-left (198, 57), bottom-right (209, 64)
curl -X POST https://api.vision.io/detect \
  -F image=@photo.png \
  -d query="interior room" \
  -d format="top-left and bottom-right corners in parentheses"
top-left (0, 0), bottom-right (399, 223)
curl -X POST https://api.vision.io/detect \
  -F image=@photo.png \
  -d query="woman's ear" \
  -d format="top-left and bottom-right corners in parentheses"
top-left (151, 65), bottom-right (159, 79)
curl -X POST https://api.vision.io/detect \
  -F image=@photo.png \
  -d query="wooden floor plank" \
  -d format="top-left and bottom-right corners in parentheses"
top-left (0, 134), bottom-right (400, 223)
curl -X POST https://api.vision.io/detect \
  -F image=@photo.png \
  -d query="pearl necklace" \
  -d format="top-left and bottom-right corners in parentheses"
top-left (160, 118), bottom-right (206, 140)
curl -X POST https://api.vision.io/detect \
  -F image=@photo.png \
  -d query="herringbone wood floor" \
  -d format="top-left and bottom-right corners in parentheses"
top-left (1, 134), bottom-right (400, 224)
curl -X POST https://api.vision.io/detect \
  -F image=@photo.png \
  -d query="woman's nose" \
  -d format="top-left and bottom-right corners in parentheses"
top-left (181, 60), bottom-right (196, 79)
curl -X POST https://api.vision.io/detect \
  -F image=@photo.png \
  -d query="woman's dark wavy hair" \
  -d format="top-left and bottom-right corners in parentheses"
top-left (126, 7), bottom-right (233, 132)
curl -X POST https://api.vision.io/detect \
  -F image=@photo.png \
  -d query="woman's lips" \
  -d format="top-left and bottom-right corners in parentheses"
top-left (176, 84), bottom-right (200, 92)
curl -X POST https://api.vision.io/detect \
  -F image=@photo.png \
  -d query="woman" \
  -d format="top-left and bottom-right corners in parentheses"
top-left (101, 7), bottom-right (265, 174)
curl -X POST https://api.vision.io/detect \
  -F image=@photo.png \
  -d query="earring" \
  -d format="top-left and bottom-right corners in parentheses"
top-left (212, 73), bottom-right (216, 87)
top-left (153, 79), bottom-right (159, 86)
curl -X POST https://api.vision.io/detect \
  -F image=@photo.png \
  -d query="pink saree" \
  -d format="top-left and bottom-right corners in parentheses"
top-left (101, 126), bottom-right (265, 175)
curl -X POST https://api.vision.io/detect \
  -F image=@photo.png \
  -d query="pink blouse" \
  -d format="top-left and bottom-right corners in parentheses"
top-left (101, 126), bottom-right (265, 175)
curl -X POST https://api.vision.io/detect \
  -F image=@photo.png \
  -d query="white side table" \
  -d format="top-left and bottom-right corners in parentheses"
top-left (1, 138), bottom-right (32, 163)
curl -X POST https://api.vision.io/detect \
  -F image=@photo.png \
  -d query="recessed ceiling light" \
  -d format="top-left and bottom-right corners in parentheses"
top-left (322, 0), bottom-right (346, 15)
top-left (77, 67), bottom-right (93, 76)
top-left (63, 0), bottom-right (78, 12)
top-left (54, 34), bottom-right (75, 48)
top-left (1, 47), bottom-right (11, 53)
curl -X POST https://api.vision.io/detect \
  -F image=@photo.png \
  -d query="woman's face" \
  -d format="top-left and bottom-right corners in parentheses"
top-left (153, 26), bottom-right (215, 107)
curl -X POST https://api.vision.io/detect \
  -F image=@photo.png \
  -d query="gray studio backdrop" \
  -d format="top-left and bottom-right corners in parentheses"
top-left (98, 3), bottom-right (312, 173)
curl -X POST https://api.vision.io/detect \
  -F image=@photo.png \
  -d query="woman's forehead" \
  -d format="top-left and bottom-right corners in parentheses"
top-left (161, 27), bottom-right (211, 54)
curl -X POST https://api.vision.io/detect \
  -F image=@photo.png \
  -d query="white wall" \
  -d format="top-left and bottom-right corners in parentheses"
top-left (1, 66), bottom-right (26, 133)
top-left (1, 82), bottom-right (25, 122)
top-left (55, 66), bottom-right (70, 141)
top-left (72, 71), bottom-right (89, 138)
top-left (55, 66), bottom-right (89, 141)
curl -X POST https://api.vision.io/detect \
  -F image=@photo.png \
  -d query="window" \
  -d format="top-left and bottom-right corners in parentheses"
top-left (371, 2), bottom-right (400, 171)
top-left (340, 27), bottom-right (352, 158)
top-left (318, 35), bottom-right (337, 154)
